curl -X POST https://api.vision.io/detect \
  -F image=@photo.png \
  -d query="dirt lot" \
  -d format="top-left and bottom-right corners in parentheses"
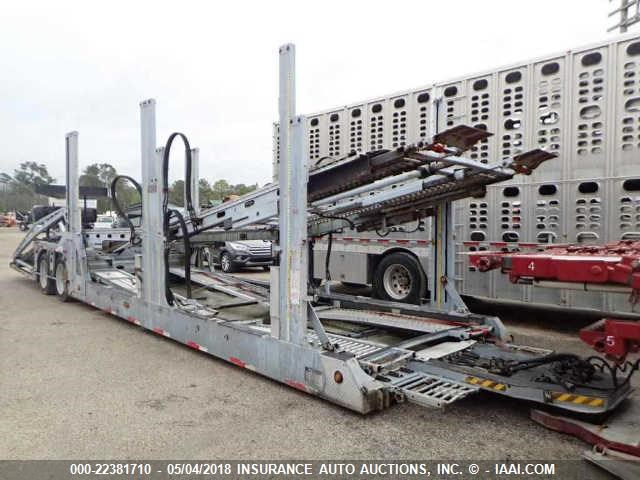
top-left (0, 227), bottom-right (635, 464)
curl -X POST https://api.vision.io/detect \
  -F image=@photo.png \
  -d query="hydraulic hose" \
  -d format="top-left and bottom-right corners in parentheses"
top-left (161, 132), bottom-right (198, 223)
top-left (164, 208), bottom-right (192, 305)
top-left (161, 132), bottom-right (198, 305)
top-left (110, 175), bottom-right (142, 246)
top-left (325, 232), bottom-right (333, 281)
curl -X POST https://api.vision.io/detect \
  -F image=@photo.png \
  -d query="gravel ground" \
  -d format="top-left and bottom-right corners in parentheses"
top-left (0, 228), bottom-right (635, 470)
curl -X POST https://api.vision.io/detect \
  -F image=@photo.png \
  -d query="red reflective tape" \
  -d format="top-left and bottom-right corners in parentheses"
top-left (416, 240), bottom-right (429, 245)
top-left (126, 316), bottom-right (140, 325)
top-left (153, 327), bottom-right (168, 337)
top-left (378, 239), bottom-right (390, 244)
top-left (342, 237), bottom-right (353, 242)
top-left (463, 241), bottom-right (480, 246)
top-left (229, 356), bottom-right (246, 368)
top-left (396, 239), bottom-right (410, 244)
top-left (103, 307), bottom-right (112, 314)
top-left (186, 341), bottom-right (201, 350)
top-left (285, 379), bottom-right (308, 392)
top-left (359, 238), bottom-right (371, 243)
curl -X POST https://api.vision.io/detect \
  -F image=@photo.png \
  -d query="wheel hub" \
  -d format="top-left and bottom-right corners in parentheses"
top-left (383, 264), bottom-right (412, 300)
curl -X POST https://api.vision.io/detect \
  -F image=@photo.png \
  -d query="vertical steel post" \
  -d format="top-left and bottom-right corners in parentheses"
top-left (189, 148), bottom-right (200, 216)
top-left (65, 132), bottom-right (80, 235)
top-left (432, 199), bottom-right (467, 313)
top-left (274, 44), bottom-right (308, 344)
top-left (139, 99), bottom-right (166, 305)
top-left (65, 131), bottom-right (84, 295)
top-left (432, 201), bottom-right (446, 310)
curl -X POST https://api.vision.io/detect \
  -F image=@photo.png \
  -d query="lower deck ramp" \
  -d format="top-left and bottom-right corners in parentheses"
top-left (92, 270), bottom-right (137, 293)
top-left (170, 267), bottom-right (269, 303)
top-left (316, 307), bottom-right (465, 334)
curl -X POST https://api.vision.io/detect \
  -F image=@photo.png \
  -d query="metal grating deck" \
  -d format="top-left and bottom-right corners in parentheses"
top-left (378, 368), bottom-right (478, 408)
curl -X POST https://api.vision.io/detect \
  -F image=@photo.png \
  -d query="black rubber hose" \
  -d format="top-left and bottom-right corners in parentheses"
top-left (161, 132), bottom-right (199, 305)
top-left (161, 132), bottom-right (197, 223)
top-left (325, 232), bottom-right (333, 281)
top-left (164, 208), bottom-right (192, 305)
top-left (110, 175), bottom-right (142, 246)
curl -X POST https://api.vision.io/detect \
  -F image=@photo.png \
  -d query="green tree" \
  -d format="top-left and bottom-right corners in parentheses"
top-left (211, 179), bottom-right (232, 201)
top-left (198, 178), bottom-right (215, 207)
top-left (194, 179), bottom-right (258, 207)
top-left (12, 162), bottom-right (54, 191)
top-left (168, 179), bottom-right (185, 207)
top-left (3, 163), bottom-right (54, 212)
top-left (233, 183), bottom-right (258, 197)
top-left (80, 163), bottom-right (119, 213)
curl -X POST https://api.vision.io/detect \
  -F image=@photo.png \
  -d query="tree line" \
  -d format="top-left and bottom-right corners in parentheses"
top-left (0, 162), bottom-right (257, 214)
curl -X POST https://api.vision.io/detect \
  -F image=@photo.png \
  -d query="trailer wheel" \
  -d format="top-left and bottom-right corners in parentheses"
top-left (220, 252), bottom-right (236, 273)
top-left (38, 255), bottom-right (56, 295)
top-left (19, 222), bottom-right (27, 231)
top-left (54, 259), bottom-right (71, 302)
top-left (373, 252), bottom-right (426, 304)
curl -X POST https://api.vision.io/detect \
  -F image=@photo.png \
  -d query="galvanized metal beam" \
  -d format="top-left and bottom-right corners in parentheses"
top-left (139, 99), bottom-right (166, 306)
top-left (275, 43), bottom-right (308, 344)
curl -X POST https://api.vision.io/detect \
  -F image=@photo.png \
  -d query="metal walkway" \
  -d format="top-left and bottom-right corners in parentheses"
top-left (316, 307), bottom-right (464, 334)
top-left (378, 368), bottom-right (479, 408)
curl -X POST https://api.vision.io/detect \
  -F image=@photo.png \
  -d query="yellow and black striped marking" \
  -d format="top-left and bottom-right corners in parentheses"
top-left (549, 392), bottom-right (604, 408)
top-left (465, 376), bottom-right (507, 391)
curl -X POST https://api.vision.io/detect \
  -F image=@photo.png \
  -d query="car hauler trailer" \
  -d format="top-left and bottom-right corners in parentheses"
top-left (289, 32), bottom-right (640, 317)
top-left (10, 44), bottom-right (637, 417)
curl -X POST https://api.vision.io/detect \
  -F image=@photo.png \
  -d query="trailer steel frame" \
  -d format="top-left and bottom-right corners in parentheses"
top-left (9, 44), bottom-right (635, 417)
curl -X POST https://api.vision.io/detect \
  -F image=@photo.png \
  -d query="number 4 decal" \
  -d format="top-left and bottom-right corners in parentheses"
top-left (528, 261), bottom-right (535, 271)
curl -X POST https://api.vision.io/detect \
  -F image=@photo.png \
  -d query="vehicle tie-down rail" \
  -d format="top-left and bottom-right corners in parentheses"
top-left (170, 125), bottom-right (555, 239)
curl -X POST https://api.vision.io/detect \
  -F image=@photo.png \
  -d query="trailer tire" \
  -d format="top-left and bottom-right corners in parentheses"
top-left (54, 259), bottom-right (71, 302)
top-left (220, 252), bottom-right (237, 273)
top-left (373, 252), bottom-right (426, 304)
top-left (19, 222), bottom-right (27, 231)
top-left (38, 255), bottom-right (56, 295)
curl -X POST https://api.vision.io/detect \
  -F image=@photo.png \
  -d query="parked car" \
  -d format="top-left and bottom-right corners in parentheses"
top-left (209, 240), bottom-right (274, 273)
top-left (93, 215), bottom-right (115, 229)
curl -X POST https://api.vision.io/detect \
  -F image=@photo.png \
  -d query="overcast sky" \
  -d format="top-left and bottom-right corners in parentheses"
top-left (0, 1), bottom-right (621, 186)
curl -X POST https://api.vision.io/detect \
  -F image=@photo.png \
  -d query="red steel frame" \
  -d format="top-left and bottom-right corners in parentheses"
top-left (467, 240), bottom-right (640, 292)
top-left (467, 241), bottom-right (640, 360)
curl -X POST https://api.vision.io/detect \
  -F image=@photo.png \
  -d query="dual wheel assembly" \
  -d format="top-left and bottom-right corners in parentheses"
top-left (37, 254), bottom-right (71, 302)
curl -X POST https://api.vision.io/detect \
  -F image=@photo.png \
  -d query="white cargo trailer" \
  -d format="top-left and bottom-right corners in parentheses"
top-left (275, 33), bottom-right (640, 316)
